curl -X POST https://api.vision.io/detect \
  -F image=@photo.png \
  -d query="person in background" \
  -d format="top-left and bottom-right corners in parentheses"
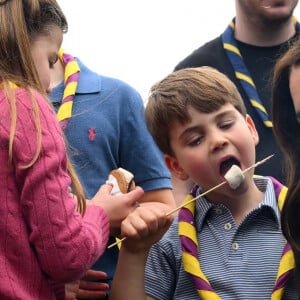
top-left (173, 0), bottom-right (299, 202)
top-left (49, 49), bottom-right (175, 299)
top-left (110, 67), bottom-right (298, 299)
top-left (0, 0), bottom-right (145, 299)
top-left (272, 37), bottom-right (300, 293)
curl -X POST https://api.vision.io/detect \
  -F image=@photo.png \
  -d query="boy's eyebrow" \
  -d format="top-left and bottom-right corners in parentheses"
top-left (178, 109), bottom-right (235, 141)
top-left (214, 109), bottom-right (234, 119)
top-left (179, 125), bottom-right (201, 141)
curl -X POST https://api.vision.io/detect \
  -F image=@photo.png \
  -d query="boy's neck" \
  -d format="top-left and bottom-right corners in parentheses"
top-left (230, 187), bottom-right (264, 225)
top-left (208, 179), bottom-right (264, 225)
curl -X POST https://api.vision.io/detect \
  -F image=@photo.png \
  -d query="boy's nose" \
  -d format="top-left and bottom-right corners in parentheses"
top-left (209, 132), bottom-right (228, 152)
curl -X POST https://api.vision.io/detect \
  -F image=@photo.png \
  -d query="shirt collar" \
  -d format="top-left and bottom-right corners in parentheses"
top-left (75, 58), bottom-right (102, 94)
top-left (194, 176), bottom-right (281, 230)
top-left (49, 57), bottom-right (102, 104)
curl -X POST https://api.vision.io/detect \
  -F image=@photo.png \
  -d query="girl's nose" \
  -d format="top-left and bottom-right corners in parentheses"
top-left (46, 87), bottom-right (52, 95)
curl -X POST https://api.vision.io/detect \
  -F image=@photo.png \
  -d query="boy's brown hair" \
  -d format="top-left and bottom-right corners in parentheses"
top-left (145, 66), bottom-right (247, 156)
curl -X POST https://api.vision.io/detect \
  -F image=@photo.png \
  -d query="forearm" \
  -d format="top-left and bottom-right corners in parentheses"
top-left (141, 189), bottom-right (176, 210)
top-left (110, 247), bottom-right (149, 300)
top-left (110, 202), bottom-right (173, 300)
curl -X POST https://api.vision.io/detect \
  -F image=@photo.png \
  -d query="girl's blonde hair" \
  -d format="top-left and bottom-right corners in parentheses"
top-left (0, 0), bottom-right (85, 214)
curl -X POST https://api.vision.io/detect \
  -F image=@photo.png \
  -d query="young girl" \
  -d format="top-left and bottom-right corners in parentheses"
top-left (0, 0), bottom-right (143, 299)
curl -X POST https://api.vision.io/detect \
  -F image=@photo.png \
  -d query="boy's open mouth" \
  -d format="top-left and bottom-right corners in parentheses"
top-left (220, 157), bottom-right (241, 177)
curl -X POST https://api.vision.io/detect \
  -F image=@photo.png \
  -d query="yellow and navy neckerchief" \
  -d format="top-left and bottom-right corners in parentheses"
top-left (222, 17), bottom-right (300, 128)
top-left (56, 49), bottom-right (80, 130)
top-left (178, 177), bottom-right (295, 299)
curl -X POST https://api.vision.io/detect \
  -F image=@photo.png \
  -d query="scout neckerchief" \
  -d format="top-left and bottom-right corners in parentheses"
top-left (178, 177), bottom-right (295, 299)
top-left (56, 49), bottom-right (80, 130)
top-left (222, 18), bottom-right (300, 128)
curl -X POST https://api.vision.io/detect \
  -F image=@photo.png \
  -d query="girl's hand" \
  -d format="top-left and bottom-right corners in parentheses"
top-left (88, 184), bottom-right (144, 236)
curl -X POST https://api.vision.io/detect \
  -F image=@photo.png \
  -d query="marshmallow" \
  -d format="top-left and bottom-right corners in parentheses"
top-left (106, 168), bottom-right (135, 195)
top-left (224, 165), bottom-right (245, 189)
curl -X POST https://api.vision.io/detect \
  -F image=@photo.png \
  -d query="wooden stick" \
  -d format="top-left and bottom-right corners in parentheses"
top-left (166, 154), bottom-right (274, 215)
top-left (107, 237), bottom-right (127, 249)
top-left (107, 154), bottom-right (274, 249)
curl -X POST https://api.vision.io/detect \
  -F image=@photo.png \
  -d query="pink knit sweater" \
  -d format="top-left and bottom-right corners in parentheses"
top-left (0, 88), bottom-right (109, 299)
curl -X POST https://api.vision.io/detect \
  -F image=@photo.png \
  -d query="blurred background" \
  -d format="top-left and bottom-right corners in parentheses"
top-left (58, 0), bottom-right (300, 101)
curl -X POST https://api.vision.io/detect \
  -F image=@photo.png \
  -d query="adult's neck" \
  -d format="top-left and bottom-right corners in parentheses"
top-left (234, 15), bottom-right (296, 46)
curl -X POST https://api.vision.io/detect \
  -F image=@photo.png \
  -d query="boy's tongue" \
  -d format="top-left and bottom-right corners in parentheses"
top-left (220, 158), bottom-right (239, 177)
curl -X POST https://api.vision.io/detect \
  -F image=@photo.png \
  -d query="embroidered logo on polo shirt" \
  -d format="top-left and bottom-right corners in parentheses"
top-left (88, 128), bottom-right (96, 140)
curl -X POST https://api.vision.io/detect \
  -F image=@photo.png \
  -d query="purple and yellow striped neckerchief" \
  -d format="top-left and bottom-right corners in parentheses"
top-left (56, 49), bottom-right (80, 130)
top-left (222, 17), bottom-right (300, 128)
top-left (178, 177), bottom-right (295, 299)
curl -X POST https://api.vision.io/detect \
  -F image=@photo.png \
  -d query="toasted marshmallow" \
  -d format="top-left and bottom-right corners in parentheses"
top-left (106, 168), bottom-right (135, 195)
top-left (224, 165), bottom-right (245, 190)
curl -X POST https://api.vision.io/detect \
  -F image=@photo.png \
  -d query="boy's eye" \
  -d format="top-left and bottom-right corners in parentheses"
top-left (188, 135), bottom-right (203, 146)
top-left (219, 119), bottom-right (234, 129)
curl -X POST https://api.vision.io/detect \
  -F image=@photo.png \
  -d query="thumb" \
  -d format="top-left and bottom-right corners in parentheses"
top-left (126, 186), bottom-right (144, 205)
top-left (94, 183), bottom-right (113, 199)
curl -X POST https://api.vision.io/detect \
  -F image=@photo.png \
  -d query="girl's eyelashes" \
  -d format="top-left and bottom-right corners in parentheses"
top-left (49, 55), bottom-right (58, 69)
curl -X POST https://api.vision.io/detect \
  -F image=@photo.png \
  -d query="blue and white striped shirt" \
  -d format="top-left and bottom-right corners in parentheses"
top-left (144, 177), bottom-right (298, 299)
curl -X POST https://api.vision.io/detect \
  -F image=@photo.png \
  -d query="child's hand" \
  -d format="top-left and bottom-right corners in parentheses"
top-left (88, 184), bottom-right (144, 236)
top-left (120, 205), bottom-right (173, 253)
top-left (65, 279), bottom-right (79, 300)
top-left (65, 270), bottom-right (109, 299)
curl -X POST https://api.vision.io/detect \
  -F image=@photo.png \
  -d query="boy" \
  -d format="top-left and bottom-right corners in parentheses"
top-left (110, 67), bottom-right (297, 299)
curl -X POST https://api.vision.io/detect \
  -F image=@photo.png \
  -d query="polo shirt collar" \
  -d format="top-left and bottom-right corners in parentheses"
top-left (194, 177), bottom-right (280, 231)
top-left (50, 57), bottom-right (102, 104)
top-left (75, 58), bottom-right (102, 94)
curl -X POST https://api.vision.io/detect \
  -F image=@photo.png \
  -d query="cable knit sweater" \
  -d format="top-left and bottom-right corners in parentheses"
top-left (0, 87), bottom-right (109, 299)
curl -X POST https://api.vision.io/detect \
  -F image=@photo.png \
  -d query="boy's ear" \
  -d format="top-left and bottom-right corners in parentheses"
top-left (246, 114), bottom-right (259, 146)
top-left (164, 154), bottom-right (189, 180)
